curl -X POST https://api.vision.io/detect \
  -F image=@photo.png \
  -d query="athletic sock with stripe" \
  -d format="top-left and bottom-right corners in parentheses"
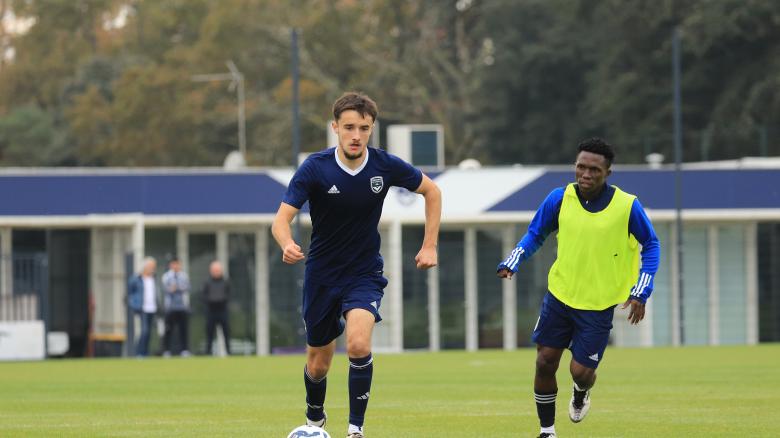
top-left (304, 366), bottom-right (326, 422)
top-left (534, 390), bottom-right (557, 429)
top-left (348, 353), bottom-right (373, 428)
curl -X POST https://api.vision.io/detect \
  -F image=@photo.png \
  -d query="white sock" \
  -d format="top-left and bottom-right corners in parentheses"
top-left (348, 424), bottom-right (363, 434)
top-left (541, 425), bottom-right (556, 434)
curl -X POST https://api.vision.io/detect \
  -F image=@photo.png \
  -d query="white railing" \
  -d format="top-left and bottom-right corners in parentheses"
top-left (0, 294), bottom-right (38, 322)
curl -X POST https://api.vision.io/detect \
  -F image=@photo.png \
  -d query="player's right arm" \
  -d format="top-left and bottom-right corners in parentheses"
top-left (497, 188), bottom-right (563, 279)
top-left (272, 202), bottom-right (305, 264)
top-left (274, 158), bottom-right (313, 265)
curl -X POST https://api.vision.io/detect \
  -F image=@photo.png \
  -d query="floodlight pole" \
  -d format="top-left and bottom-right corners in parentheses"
top-left (672, 27), bottom-right (685, 345)
top-left (192, 60), bottom-right (247, 161)
top-left (291, 28), bottom-right (302, 243)
top-left (291, 28), bottom-right (301, 172)
top-left (228, 61), bottom-right (247, 161)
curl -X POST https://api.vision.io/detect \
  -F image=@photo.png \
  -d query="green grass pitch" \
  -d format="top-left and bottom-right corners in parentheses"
top-left (1, 345), bottom-right (779, 437)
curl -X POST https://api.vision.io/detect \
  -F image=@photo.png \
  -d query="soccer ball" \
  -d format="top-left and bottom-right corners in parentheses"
top-left (287, 425), bottom-right (331, 438)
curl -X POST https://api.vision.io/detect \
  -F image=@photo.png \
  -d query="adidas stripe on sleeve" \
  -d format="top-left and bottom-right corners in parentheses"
top-left (627, 198), bottom-right (661, 303)
top-left (497, 188), bottom-right (563, 273)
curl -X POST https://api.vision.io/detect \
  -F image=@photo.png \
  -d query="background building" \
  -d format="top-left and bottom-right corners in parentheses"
top-left (0, 160), bottom-right (778, 358)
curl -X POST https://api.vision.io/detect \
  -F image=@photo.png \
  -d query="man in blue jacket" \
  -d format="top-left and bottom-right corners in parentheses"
top-left (128, 257), bottom-right (160, 357)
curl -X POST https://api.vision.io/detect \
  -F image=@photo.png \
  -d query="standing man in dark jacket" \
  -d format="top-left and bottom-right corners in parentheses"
top-left (202, 260), bottom-right (230, 355)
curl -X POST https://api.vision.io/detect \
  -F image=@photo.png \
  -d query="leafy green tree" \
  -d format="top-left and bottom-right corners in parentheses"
top-left (476, 0), bottom-right (780, 164)
top-left (0, 105), bottom-right (65, 165)
top-left (475, 0), bottom-right (590, 164)
top-left (679, 0), bottom-right (780, 159)
top-left (1, 0), bottom-right (779, 167)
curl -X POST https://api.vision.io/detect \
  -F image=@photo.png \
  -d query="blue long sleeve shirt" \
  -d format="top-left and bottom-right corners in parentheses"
top-left (498, 184), bottom-right (661, 303)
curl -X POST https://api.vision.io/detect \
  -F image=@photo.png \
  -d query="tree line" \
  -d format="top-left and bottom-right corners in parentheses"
top-left (0, 0), bottom-right (778, 167)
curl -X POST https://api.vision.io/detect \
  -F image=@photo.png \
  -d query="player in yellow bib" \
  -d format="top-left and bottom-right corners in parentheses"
top-left (497, 138), bottom-right (660, 438)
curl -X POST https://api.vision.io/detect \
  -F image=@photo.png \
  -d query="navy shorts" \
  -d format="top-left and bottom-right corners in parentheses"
top-left (531, 291), bottom-right (615, 369)
top-left (302, 272), bottom-right (388, 347)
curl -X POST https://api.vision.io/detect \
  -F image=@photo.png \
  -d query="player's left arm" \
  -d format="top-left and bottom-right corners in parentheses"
top-left (413, 173), bottom-right (441, 270)
top-left (621, 198), bottom-right (661, 324)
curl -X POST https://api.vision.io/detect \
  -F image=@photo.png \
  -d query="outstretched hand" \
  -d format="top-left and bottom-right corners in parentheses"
top-left (282, 242), bottom-right (305, 265)
top-left (621, 298), bottom-right (645, 325)
top-left (415, 246), bottom-right (437, 269)
top-left (497, 268), bottom-right (514, 279)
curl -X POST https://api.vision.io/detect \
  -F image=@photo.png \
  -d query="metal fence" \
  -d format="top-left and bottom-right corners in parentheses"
top-left (0, 253), bottom-right (50, 352)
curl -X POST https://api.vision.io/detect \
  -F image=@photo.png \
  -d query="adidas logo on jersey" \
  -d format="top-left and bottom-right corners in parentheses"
top-left (588, 353), bottom-right (599, 362)
top-left (327, 185), bottom-right (340, 194)
top-left (356, 392), bottom-right (370, 400)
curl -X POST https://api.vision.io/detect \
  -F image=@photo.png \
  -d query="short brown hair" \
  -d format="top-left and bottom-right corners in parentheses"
top-left (332, 91), bottom-right (378, 122)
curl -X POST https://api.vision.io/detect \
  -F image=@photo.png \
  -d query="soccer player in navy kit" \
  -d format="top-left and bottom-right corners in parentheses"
top-left (272, 92), bottom-right (441, 438)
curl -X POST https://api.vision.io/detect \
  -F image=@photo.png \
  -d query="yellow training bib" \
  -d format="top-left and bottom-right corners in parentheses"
top-left (547, 184), bottom-right (639, 310)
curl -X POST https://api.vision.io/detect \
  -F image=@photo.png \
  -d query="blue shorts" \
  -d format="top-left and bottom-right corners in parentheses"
top-left (531, 292), bottom-right (615, 369)
top-left (302, 273), bottom-right (387, 347)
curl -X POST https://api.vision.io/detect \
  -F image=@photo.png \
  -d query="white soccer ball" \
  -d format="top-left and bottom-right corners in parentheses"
top-left (287, 425), bottom-right (331, 438)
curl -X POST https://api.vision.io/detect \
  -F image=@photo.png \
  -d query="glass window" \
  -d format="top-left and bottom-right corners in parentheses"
top-left (477, 229), bottom-right (503, 349)
top-left (402, 225), bottom-right (428, 349)
top-left (682, 225), bottom-right (709, 345)
top-left (189, 232), bottom-right (216, 353)
top-left (372, 225), bottom-right (393, 350)
top-left (144, 228), bottom-right (177, 274)
top-left (439, 230), bottom-right (465, 349)
top-left (651, 223), bottom-right (673, 346)
top-left (11, 229), bottom-right (46, 297)
top-left (758, 222), bottom-right (780, 342)
top-left (12, 229), bottom-right (46, 255)
top-left (268, 225), bottom-right (309, 352)
top-left (228, 233), bottom-right (256, 354)
top-left (410, 131), bottom-right (439, 166)
top-left (718, 225), bottom-right (746, 344)
top-left (49, 230), bottom-right (90, 357)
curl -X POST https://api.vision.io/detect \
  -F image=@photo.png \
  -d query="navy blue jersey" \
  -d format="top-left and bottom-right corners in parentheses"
top-left (283, 147), bottom-right (423, 285)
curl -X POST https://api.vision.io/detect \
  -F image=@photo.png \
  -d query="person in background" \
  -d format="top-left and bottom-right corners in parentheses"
top-left (202, 260), bottom-right (231, 355)
top-left (161, 257), bottom-right (191, 357)
top-left (127, 257), bottom-right (159, 357)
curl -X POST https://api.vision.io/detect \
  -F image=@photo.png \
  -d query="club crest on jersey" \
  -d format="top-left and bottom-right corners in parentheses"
top-left (370, 176), bottom-right (384, 193)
